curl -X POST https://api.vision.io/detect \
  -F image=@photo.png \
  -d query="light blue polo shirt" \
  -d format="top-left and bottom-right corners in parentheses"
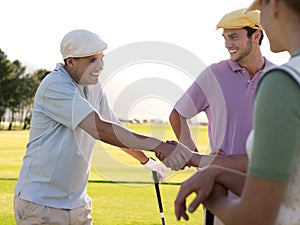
top-left (15, 64), bottom-right (118, 209)
top-left (175, 58), bottom-right (274, 155)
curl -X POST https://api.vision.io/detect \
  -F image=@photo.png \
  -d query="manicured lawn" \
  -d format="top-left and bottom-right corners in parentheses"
top-left (0, 179), bottom-right (203, 225)
top-left (0, 124), bottom-right (208, 224)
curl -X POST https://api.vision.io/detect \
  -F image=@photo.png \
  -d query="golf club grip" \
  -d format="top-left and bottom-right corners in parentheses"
top-left (152, 170), bottom-right (160, 184)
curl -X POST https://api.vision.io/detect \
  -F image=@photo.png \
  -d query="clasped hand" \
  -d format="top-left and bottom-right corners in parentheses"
top-left (155, 140), bottom-right (194, 171)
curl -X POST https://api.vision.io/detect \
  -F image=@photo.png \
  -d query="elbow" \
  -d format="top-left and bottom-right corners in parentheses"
top-left (95, 120), bottom-right (112, 142)
top-left (91, 115), bottom-right (111, 141)
top-left (95, 125), bottom-right (104, 141)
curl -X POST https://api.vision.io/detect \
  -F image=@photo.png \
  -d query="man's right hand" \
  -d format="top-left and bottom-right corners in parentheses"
top-left (155, 141), bottom-right (194, 171)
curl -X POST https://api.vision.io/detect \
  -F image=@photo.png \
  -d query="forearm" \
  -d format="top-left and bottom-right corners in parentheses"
top-left (206, 177), bottom-right (285, 225)
top-left (120, 148), bottom-right (149, 164)
top-left (98, 120), bottom-right (162, 151)
top-left (169, 109), bottom-right (197, 151)
top-left (206, 196), bottom-right (244, 225)
top-left (81, 112), bottom-right (193, 170)
top-left (96, 114), bottom-right (187, 159)
top-left (213, 166), bottom-right (246, 196)
top-left (189, 153), bottom-right (248, 172)
top-left (80, 112), bottom-right (162, 151)
top-left (207, 191), bottom-right (269, 225)
top-left (204, 173), bottom-right (250, 225)
top-left (175, 165), bottom-right (246, 222)
top-left (117, 122), bottom-right (153, 164)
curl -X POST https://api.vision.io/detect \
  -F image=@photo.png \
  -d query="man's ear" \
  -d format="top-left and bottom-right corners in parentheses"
top-left (65, 58), bottom-right (75, 66)
top-left (253, 30), bottom-right (262, 43)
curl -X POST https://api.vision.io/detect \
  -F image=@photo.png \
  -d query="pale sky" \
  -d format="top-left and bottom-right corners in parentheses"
top-left (2, 0), bottom-right (290, 121)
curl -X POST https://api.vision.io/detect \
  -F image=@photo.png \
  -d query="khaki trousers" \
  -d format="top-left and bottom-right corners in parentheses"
top-left (14, 195), bottom-right (92, 225)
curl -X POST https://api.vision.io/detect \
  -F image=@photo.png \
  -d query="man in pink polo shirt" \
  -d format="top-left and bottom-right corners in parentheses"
top-left (168, 8), bottom-right (274, 225)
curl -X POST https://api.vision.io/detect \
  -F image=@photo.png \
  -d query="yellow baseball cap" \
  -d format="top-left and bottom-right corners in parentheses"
top-left (216, 8), bottom-right (262, 30)
top-left (245, 0), bottom-right (260, 12)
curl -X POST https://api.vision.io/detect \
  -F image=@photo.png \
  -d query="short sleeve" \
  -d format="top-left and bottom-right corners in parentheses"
top-left (41, 81), bottom-right (94, 130)
top-left (175, 69), bottom-right (211, 119)
top-left (98, 91), bottom-right (120, 123)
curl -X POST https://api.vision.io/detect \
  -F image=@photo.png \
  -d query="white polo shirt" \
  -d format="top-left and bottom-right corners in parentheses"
top-left (15, 64), bottom-right (118, 209)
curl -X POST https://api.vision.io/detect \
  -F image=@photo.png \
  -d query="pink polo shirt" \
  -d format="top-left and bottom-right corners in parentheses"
top-left (175, 58), bottom-right (274, 155)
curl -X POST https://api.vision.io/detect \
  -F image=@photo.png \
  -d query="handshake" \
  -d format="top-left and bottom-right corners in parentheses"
top-left (154, 140), bottom-right (196, 171)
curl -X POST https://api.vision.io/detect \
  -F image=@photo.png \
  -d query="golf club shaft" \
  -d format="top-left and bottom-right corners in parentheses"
top-left (205, 209), bottom-right (214, 225)
top-left (152, 171), bottom-right (165, 225)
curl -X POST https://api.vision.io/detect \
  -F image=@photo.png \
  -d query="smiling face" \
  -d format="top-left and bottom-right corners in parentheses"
top-left (65, 52), bottom-right (104, 85)
top-left (222, 28), bottom-right (254, 63)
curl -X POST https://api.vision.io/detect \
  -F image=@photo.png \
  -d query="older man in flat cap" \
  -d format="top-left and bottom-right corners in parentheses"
top-left (13, 29), bottom-right (194, 225)
top-left (167, 8), bottom-right (274, 225)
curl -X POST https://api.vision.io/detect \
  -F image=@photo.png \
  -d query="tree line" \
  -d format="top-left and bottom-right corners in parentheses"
top-left (0, 49), bottom-right (50, 130)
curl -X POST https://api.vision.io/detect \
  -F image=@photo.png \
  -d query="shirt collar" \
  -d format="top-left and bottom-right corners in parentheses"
top-left (292, 49), bottom-right (300, 58)
top-left (55, 63), bottom-right (69, 75)
top-left (55, 63), bottom-right (78, 85)
top-left (54, 64), bottom-right (88, 98)
top-left (227, 57), bottom-right (274, 73)
top-left (227, 60), bottom-right (242, 72)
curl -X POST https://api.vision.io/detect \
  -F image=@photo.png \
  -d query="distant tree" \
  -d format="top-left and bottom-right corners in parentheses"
top-left (6, 60), bottom-right (26, 130)
top-left (19, 74), bottom-right (35, 129)
top-left (0, 49), bottom-right (15, 123)
top-left (0, 48), bottom-right (50, 130)
top-left (32, 69), bottom-right (49, 85)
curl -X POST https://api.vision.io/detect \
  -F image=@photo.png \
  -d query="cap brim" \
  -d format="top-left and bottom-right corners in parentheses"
top-left (244, 0), bottom-right (260, 13)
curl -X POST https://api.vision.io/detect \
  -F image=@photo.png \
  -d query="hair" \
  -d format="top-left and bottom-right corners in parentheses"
top-left (285, 0), bottom-right (300, 15)
top-left (243, 26), bottom-right (264, 45)
top-left (262, 0), bottom-right (300, 17)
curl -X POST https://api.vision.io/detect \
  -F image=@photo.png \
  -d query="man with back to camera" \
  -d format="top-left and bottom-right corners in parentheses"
top-left (168, 8), bottom-right (275, 225)
top-left (13, 29), bottom-right (193, 225)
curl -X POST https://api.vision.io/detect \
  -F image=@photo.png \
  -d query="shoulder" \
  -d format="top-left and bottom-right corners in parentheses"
top-left (257, 66), bottom-right (300, 99)
top-left (40, 69), bottom-right (76, 89)
top-left (195, 60), bottom-right (236, 85)
top-left (209, 59), bottom-right (230, 70)
top-left (35, 71), bottom-right (78, 102)
top-left (197, 60), bottom-right (229, 78)
top-left (263, 57), bottom-right (276, 68)
top-left (262, 57), bottom-right (300, 87)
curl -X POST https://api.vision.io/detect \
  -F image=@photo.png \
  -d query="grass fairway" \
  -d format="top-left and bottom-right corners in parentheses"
top-left (0, 123), bottom-right (209, 224)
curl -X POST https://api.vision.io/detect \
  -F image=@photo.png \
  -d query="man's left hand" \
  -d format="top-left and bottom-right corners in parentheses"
top-left (143, 157), bottom-right (166, 182)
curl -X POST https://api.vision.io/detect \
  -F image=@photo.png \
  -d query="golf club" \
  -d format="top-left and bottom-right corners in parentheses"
top-left (204, 149), bottom-right (224, 225)
top-left (152, 171), bottom-right (165, 225)
top-left (205, 209), bottom-right (214, 225)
